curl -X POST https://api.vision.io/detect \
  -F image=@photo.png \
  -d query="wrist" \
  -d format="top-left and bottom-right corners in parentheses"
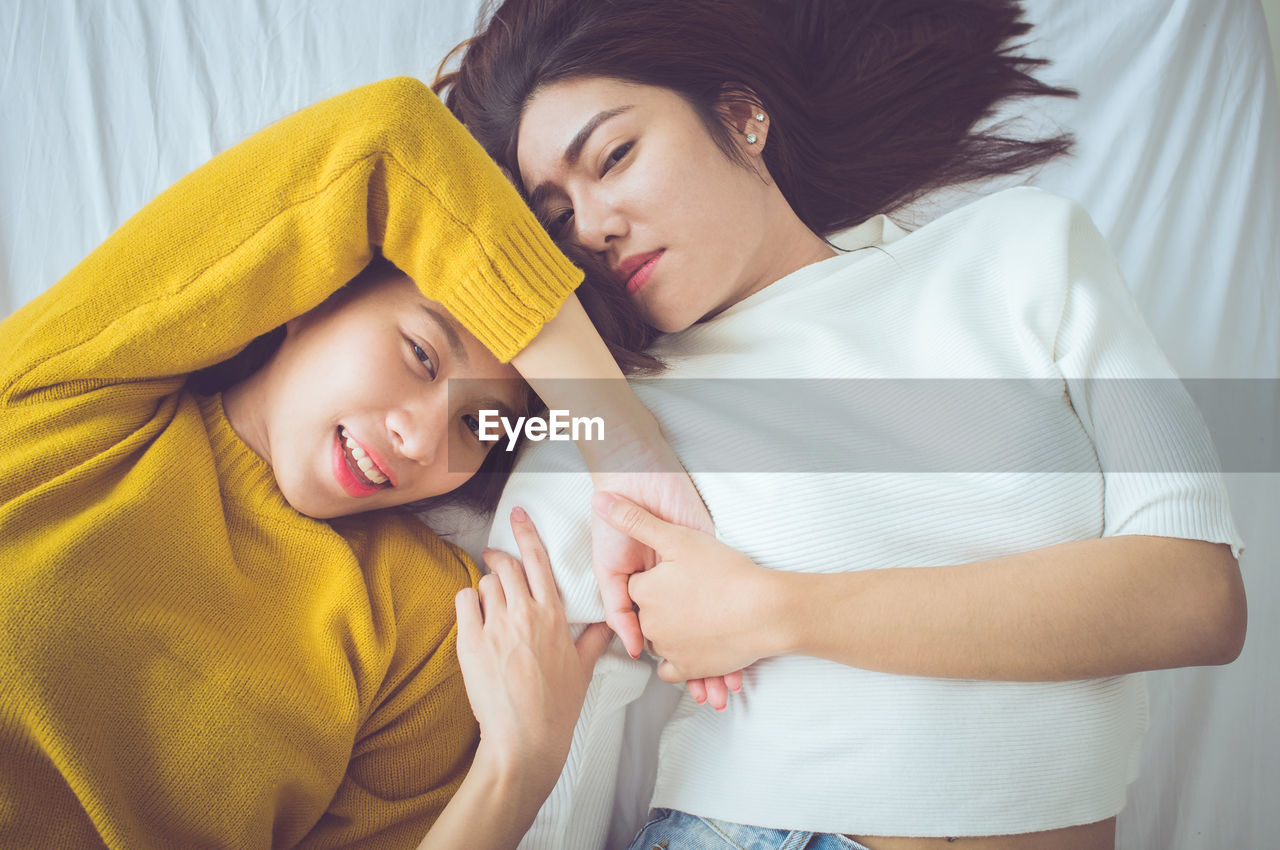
top-left (470, 741), bottom-right (556, 817)
top-left (579, 398), bottom-right (681, 475)
top-left (753, 566), bottom-right (805, 659)
top-left (772, 570), bottom-right (876, 663)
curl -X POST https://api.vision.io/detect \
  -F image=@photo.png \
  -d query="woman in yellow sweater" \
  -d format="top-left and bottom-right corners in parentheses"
top-left (0, 76), bottom-right (653, 848)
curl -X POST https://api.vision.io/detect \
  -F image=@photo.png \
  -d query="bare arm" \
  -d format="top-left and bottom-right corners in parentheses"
top-left (769, 535), bottom-right (1245, 681)
top-left (600, 494), bottom-right (1246, 683)
top-left (415, 743), bottom-right (553, 850)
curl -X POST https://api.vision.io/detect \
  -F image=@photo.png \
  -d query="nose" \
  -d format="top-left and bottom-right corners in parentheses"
top-left (573, 190), bottom-right (627, 254)
top-left (385, 391), bottom-right (449, 467)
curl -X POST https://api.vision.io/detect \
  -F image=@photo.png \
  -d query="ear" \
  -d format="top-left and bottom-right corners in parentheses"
top-left (717, 96), bottom-right (770, 155)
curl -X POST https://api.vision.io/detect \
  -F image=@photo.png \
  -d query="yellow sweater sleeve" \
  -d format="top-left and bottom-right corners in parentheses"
top-left (0, 76), bottom-right (581, 410)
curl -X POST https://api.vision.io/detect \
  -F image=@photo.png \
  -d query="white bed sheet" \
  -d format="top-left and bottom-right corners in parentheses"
top-left (1, 1), bottom-right (1275, 848)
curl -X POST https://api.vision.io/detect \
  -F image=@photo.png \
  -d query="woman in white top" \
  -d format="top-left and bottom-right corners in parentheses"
top-left (436, 1), bottom-right (1248, 848)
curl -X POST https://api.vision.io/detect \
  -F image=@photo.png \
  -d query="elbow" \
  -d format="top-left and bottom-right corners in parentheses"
top-left (1209, 588), bottom-right (1247, 667)
top-left (1195, 544), bottom-right (1248, 666)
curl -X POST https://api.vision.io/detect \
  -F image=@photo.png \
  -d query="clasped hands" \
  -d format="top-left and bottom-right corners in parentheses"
top-left (592, 487), bottom-right (780, 710)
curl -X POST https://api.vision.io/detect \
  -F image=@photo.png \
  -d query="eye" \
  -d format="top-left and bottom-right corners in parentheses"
top-left (548, 208), bottom-right (575, 238)
top-left (408, 340), bottom-right (437, 379)
top-left (602, 141), bottom-right (633, 175)
top-left (462, 413), bottom-right (481, 437)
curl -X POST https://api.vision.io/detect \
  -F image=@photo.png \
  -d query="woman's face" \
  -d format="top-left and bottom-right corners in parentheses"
top-left (517, 77), bottom-right (809, 334)
top-left (226, 272), bottom-right (525, 519)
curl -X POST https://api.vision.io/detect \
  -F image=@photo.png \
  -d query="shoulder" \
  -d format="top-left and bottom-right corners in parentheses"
top-left (886, 187), bottom-right (1098, 269)
top-left (332, 509), bottom-right (480, 617)
top-left (901, 187), bottom-right (1111, 282)
top-left (944, 186), bottom-right (1089, 240)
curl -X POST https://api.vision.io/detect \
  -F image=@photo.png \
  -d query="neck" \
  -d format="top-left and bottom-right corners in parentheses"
top-left (221, 367), bottom-right (271, 463)
top-left (732, 189), bottom-right (839, 311)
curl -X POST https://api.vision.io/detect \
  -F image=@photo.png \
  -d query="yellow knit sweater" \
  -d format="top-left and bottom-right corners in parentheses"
top-left (0, 78), bottom-right (582, 848)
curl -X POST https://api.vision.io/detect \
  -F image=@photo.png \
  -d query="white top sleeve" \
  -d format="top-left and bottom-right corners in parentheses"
top-left (1048, 198), bottom-right (1244, 556)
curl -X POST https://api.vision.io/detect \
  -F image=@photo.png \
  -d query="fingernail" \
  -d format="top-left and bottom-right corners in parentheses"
top-left (511, 506), bottom-right (528, 522)
top-left (731, 683), bottom-right (742, 693)
top-left (715, 704), bottom-right (726, 712)
top-left (629, 649), bottom-right (641, 659)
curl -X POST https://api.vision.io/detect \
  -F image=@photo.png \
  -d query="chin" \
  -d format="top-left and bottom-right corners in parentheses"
top-left (275, 480), bottom-right (344, 520)
top-left (286, 496), bottom-right (341, 520)
top-left (641, 293), bottom-right (716, 334)
top-left (644, 307), bottom-right (699, 335)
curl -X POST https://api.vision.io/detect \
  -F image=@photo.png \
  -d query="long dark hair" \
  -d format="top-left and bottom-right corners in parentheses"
top-left (435, 0), bottom-right (1076, 338)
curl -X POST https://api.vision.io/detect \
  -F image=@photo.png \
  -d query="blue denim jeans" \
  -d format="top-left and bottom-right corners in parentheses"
top-left (627, 809), bottom-right (875, 850)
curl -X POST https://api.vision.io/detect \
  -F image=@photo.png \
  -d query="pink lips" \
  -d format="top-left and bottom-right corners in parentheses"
top-left (332, 427), bottom-right (394, 498)
top-left (617, 250), bottom-right (663, 294)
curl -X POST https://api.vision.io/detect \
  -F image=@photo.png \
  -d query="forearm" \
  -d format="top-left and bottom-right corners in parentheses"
top-left (1, 77), bottom-right (579, 398)
top-left (512, 295), bottom-right (679, 475)
top-left (416, 745), bottom-right (549, 850)
top-left (768, 535), bottom-right (1245, 681)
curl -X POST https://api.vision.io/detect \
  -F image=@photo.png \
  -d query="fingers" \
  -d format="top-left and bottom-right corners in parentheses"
top-left (508, 506), bottom-right (558, 604)
top-left (592, 491), bottom-right (673, 551)
top-left (575, 621), bottom-right (614, 668)
top-left (598, 571), bottom-right (645, 658)
top-left (606, 609), bottom-right (645, 660)
top-left (665, 668), bottom-right (740, 711)
top-left (455, 587), bottom-right (482, 647)
top-left (481, 547), bottom-right (524, 614)
top-left (476, 571), bottom-right (507, 619)
top-left (724, 669), bottom-right (744, 693)
top-left (703, 677), bottom-right (729, 711)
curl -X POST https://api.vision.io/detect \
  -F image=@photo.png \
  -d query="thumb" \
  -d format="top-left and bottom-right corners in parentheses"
top-left (592, 491), bottom-right (674, 551)
top-left (575, 621), bottom-right (614, 669)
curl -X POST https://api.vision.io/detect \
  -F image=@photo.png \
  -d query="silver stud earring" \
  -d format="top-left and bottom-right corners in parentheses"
top-left (755, 112), bottom-right (765, 121)
top-left (745, 133), bottom-right (758, 144)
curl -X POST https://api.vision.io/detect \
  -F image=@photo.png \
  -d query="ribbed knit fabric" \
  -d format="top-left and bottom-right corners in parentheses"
top-left (490, 188), bottom-right (1244, 846)
top-left (0, 79), bottom-right (580, 848)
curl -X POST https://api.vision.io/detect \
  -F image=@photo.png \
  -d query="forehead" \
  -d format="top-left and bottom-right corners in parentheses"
top-left (516, 77), bottom-right (674, 182)
top-left (418, 297), bottom-right (519, 375)
top-left (418, 297), bottom-right (526, 408)
top-left (357, 276), bottom-right (523, 400)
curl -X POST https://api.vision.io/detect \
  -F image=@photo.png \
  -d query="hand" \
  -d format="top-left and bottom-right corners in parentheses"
top-left (593, 492), bottom-right (778, 685)
top-left (589, 465), bottom-right (710, 654)
top-left (590, 465), bottom-right (743, 709)
top-left (455, 507), bottom-right (613, 798)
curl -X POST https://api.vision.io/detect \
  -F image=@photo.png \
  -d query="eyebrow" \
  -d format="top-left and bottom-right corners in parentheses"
top-left (527, 105), bottom-right (634, 212)
top-left (421, 305), bottom-right (468, 367)
top-left (478, 395), bottom-right (519, 424)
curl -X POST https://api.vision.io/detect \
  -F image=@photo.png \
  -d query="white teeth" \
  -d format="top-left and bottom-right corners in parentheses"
top-left (339, 427), bottom-right (389, 485)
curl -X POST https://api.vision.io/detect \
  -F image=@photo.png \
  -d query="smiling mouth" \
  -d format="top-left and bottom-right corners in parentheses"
top-left (338, 426), bottom-right (390, 488)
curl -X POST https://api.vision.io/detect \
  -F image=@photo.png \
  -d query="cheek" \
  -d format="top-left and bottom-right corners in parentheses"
top-left (407, 450), bottom-right (485, 503)
top-left (311, 335), bottom-right (405, 399)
